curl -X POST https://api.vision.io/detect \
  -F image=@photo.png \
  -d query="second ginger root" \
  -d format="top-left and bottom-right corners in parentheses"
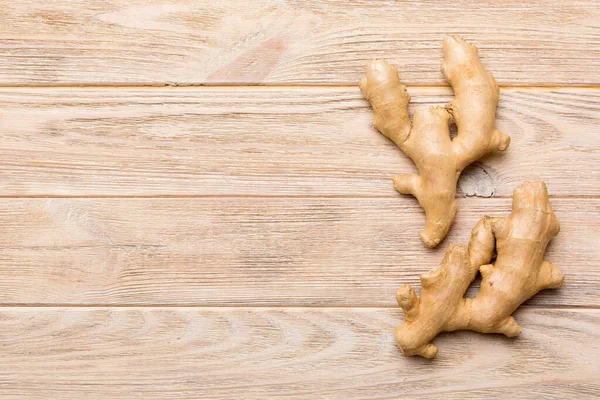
top-left (360, 35), bottom-right (510, 248)
top-left (395, 181), bottom-right (563, 358)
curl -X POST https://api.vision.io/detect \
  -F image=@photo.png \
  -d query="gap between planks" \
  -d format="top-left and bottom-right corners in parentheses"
top-left (0, 305), bottom-right (597, 310)
top-left (0, 85), bottom-right (598, 91)
top-left (0, 195), bottom-right (596, 199)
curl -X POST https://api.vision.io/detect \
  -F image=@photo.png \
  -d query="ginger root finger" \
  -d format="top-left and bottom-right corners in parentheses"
top-left (359, 59), bottom-right (411, 148)
top-left (360, 35), bottom-right (510, 247)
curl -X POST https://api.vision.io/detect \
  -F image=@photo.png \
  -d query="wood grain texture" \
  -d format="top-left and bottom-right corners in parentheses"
top-left (0, 307), bottom-right (597, 399)
top-left (1, 1), bottom-right (598, 396)
top-left (0, 1), bottom-right (598, 85)
top-left (0, 87), bottom-right (597, 197)
top-left (0, 197), bottom-right (597, 306)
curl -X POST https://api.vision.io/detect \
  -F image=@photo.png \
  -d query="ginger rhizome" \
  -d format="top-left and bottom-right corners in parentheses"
top-left (360, 35), bottom-right (510, 248)
top-left (395, 181), bottom-right (564, 358)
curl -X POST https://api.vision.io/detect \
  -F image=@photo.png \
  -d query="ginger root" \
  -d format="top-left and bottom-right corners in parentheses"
top-left (360, 35), bottom-right (510, 248)
top-left (395, 181), bottom-right (563, 358)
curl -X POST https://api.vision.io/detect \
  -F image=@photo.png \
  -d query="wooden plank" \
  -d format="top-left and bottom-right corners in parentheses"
top-left (0, 1), bottom-right (598, 85)
top-left (0, 307), bottom-right (597, 398)
top-left (0, 197), bottom-right (597, 306)
top-left (0, 87), bottom-right (598, 197)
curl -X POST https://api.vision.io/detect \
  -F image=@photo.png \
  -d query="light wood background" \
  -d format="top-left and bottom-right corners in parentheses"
top-left (0, 1), bottom-right (598, 398)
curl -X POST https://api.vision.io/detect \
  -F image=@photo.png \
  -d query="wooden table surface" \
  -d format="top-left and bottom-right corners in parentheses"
top-left (0, 1), bottom-right (599, 398)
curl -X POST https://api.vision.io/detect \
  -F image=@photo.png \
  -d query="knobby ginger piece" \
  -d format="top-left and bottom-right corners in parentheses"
top-left (360, 35), bottom-right (510, 247)
top-left (395, 181), bottom-right (563, 358)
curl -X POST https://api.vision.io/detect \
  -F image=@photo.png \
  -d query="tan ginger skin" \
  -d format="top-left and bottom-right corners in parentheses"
top-left (395, 181), bottom-right (564, 358)
top-left (360, 35), bottom-right (510, 248)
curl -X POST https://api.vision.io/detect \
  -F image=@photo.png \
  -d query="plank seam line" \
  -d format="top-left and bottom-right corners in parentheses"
top-left (0, 305), bottom-right (596, 310)
top-left (0, 195), bottom-right (595, 199)
top-left (0, 85), bottom-right (598, 91)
